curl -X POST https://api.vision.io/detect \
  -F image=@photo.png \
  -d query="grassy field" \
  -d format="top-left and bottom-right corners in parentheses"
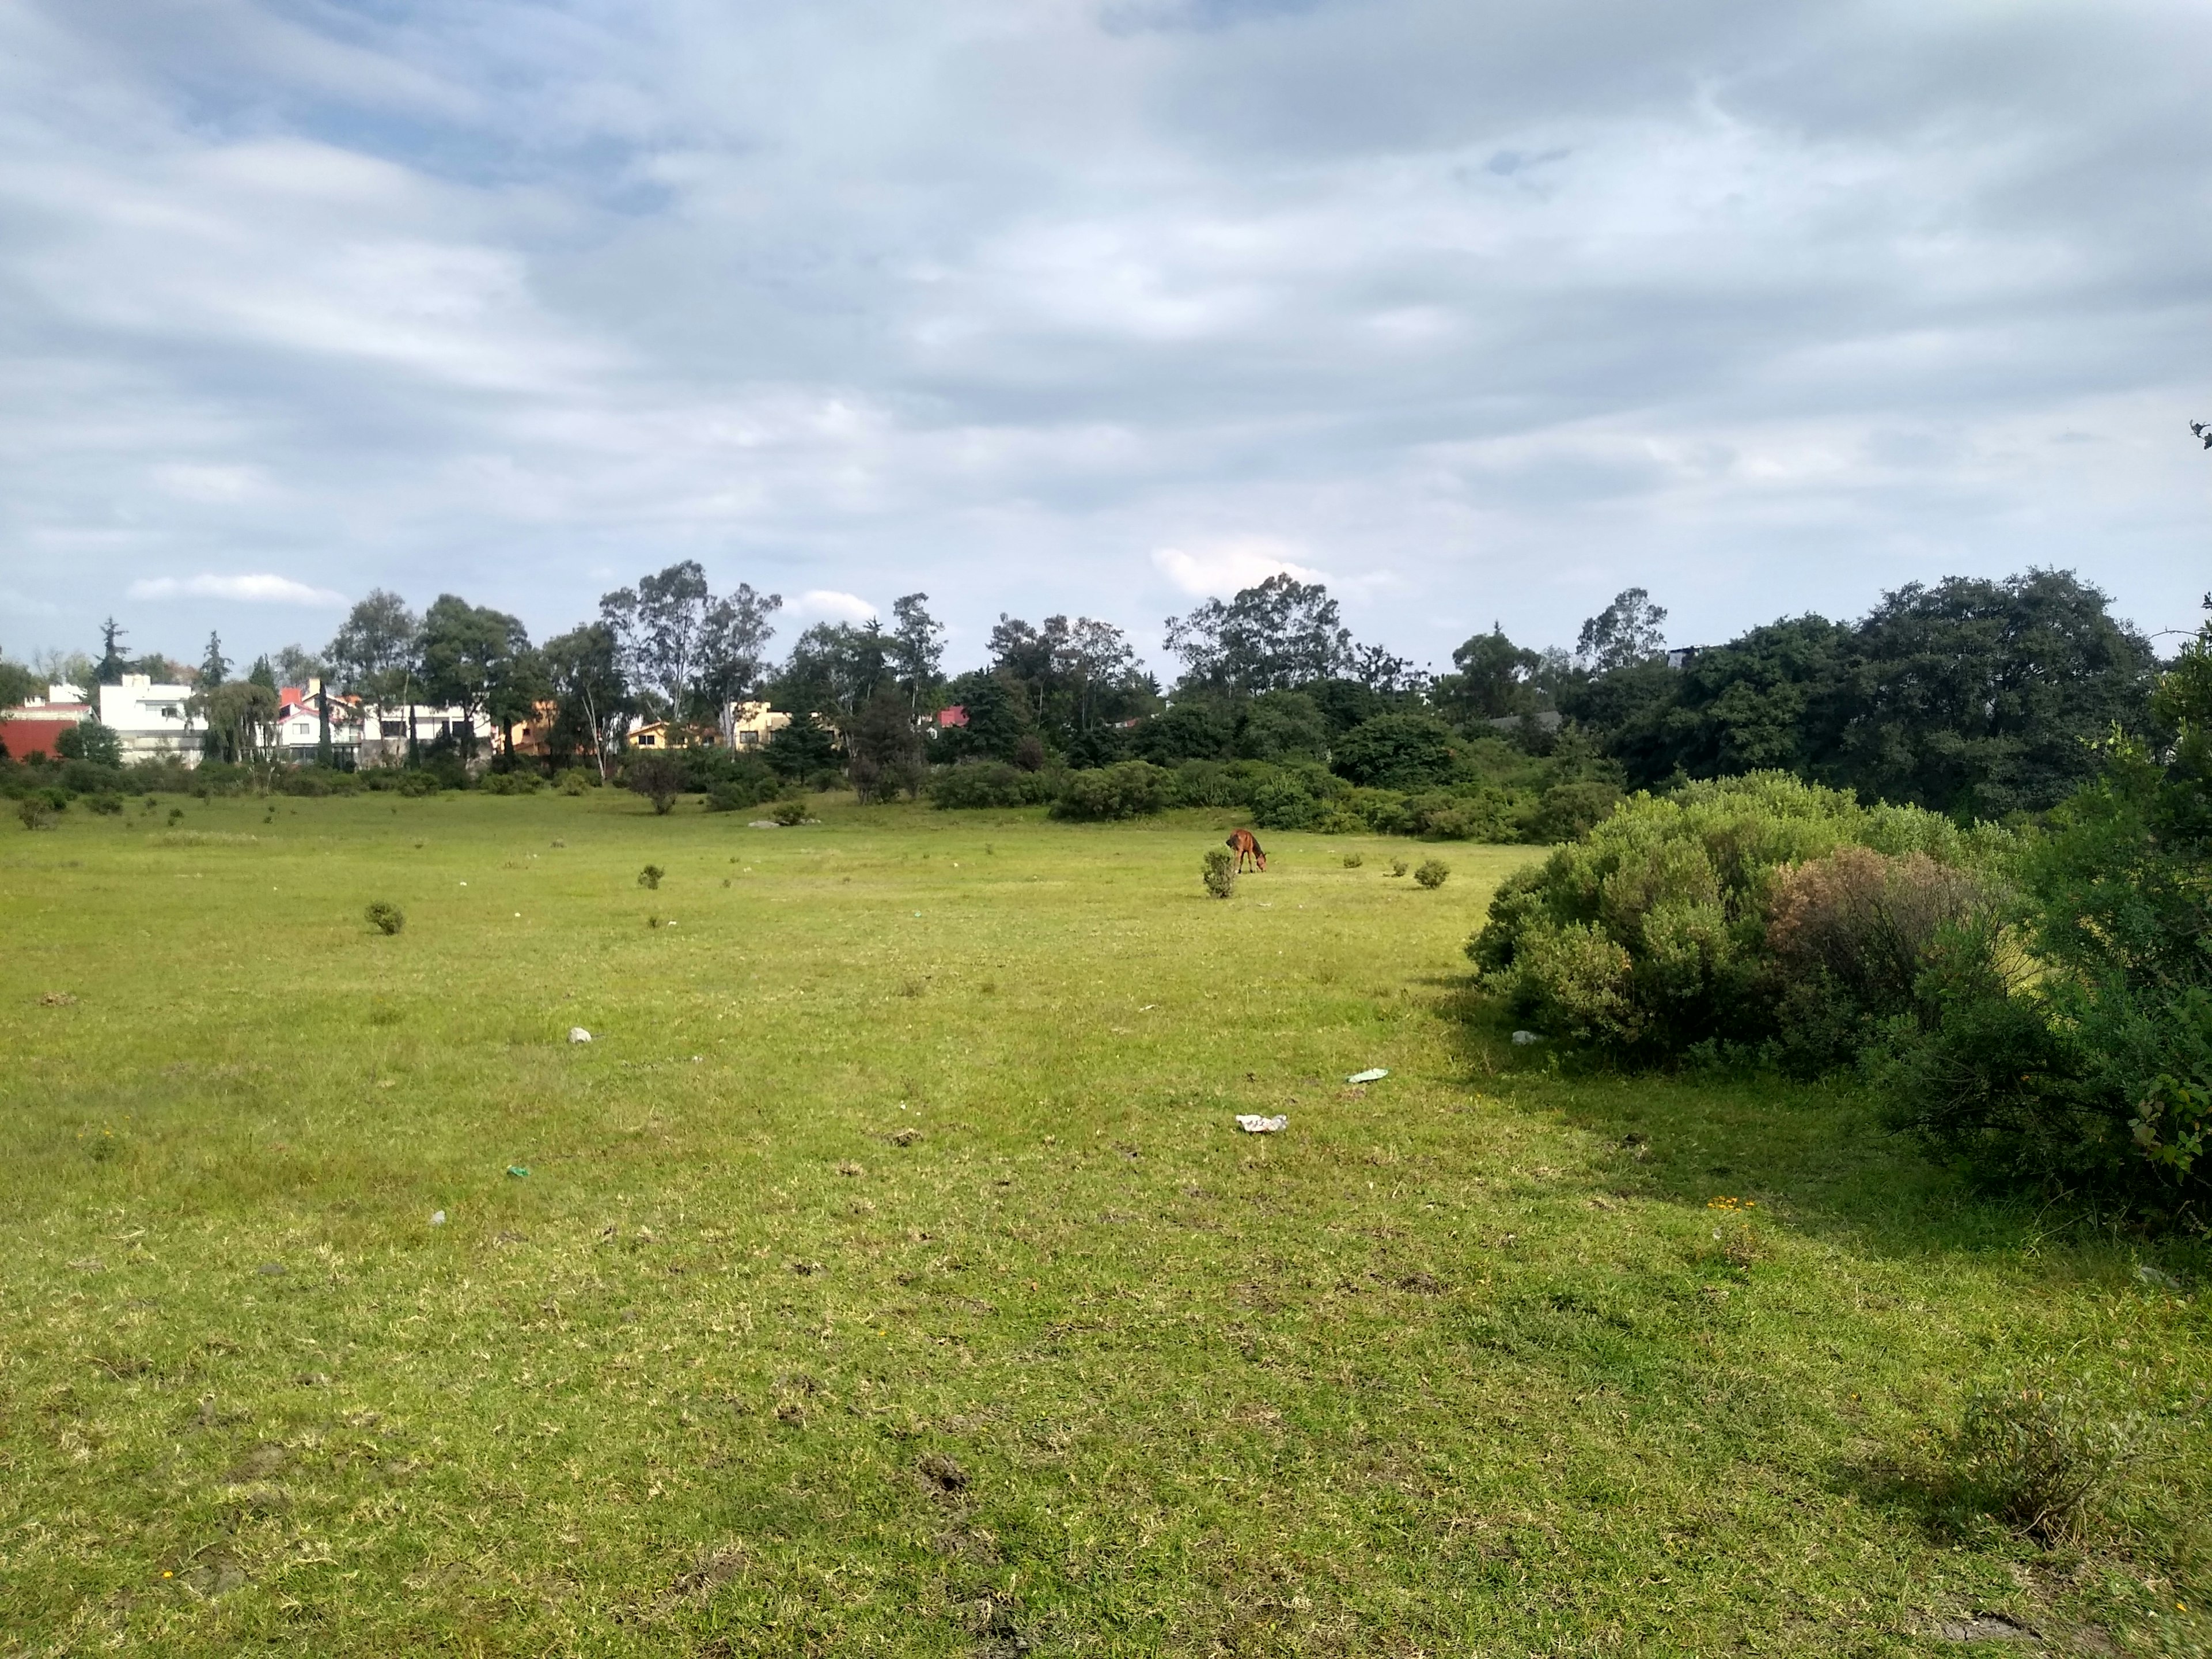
top-left (1, 789), bottom-right (2206, 1657)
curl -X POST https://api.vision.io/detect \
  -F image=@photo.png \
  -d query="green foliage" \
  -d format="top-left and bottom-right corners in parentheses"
top-left (365, 900), bottom-right (406, 935)
top-left (54, 720), bottom-right (122, 768)
top-left (1951, 1382), bottom-right (2138, 1544)
top-left (849, 689), bottom-right (926, 804)
top-left (85, 792), bottom-right (124, 817)
top-left (762, 713), bottom-right (840, 783)
top-left (397, 770), bottom-right (444, 798)
top-left (1469, 772), bottom-right (1988, 1055)
top-left (479, 770), bottom-right (541, 796)
top-left (1389, 858), bottom-right (1409, 877)
top-left (1051, 760), bottom-right (1169, 820)
top-left (18, 795), bottom-right (54, 830)
top-left (627, 752), bottom-right (684, 815)
top-left (559, 768), bottom-right (593, 796)
top-left (1330, 713), bottom-right (1459, 790)
top-left (928, 761), bottom-right (1057, 810)
top-left (1236, 690), bottom-right (1330, 762)
top-left (638, 864), bottom-right (665, 889)
top-left (1414, 857), bottom-right (1450, 889)
top-left (767, 799), bottom-right (812, 826)
top-left (1570, 570), bottom-right (2156, 815)
top-left (1202, 846), bottom-right (1236, 899)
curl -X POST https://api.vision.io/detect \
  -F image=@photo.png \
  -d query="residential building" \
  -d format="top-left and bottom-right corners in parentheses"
top-left (0, 684), bottom-right (92, 761)
top-left (354, 701), bottom-right (496, 767)
top-left (98, 675), bottom-right (203, 763)
top-left (721, 700), bottom-right (791, 751)
top-left (273, 683), bottom-right (364, 764)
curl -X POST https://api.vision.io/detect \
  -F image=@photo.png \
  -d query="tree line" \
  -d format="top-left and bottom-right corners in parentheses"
top-left (3, 560), bottom-right (2181, 821)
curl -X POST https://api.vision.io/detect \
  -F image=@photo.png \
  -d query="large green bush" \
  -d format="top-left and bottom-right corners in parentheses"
top-left (1874, 665), bottom-right (2212, 1211)
top-left (929, 761), bottom-right (1057, 810)
top-left (1468, 772), bottom-right (1995, 1055)
top-left (1051, 760), bottom-right (1169, 820)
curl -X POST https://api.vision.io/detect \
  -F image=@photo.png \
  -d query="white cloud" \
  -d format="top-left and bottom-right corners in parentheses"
top-left (793, 589), bottom-right (878, 623)
top-left (126, 573), bottom-right (346, 606)
top-left (1152, 537), bottom-right (1331, 597)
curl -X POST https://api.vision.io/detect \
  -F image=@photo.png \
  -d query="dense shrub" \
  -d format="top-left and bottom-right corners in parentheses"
top-left (397, 769), bottom-right (444, 797)
top-left (1051, 760), bottom-right (1169, 820)
top-left (365, 901), bottom-right (406, 935)
top-left (1414, 858), bottom-right (1450, 889)
top-left (702, 756), bottom-right (778, 813)
top-left (1763, 847), bottom-right (1985, 1074)
top-left (279, 767), bottom-right (362, 797)
top-left (1875, 691), bottom-right (2212, 1210)
top-left (627, 753), bottom-right (684, 815)
top-left (1202, 846), bottom-right (1236, 899)
top-left (929, 761), bottom-right (1057, 810)
top-left (1468, 772), bottom-right (1994, 1055)
top-left (480, 770), bottom-right (541, 796)
top-left (1330, 713), bottom-right (1460, 790)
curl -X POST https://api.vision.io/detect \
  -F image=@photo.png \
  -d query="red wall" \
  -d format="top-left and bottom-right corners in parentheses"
top-left (0, 719), bottom-right (82, 762)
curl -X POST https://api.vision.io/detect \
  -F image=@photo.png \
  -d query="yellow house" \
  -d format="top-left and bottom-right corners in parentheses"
top-left (625, 721), bottom-right (714, 751)
top-left (722, 700), bottom-right (792, 751)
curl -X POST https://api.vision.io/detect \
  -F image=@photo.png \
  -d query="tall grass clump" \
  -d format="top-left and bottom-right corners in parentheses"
top-left (1950, 1381), bottom-right (2139, 1544)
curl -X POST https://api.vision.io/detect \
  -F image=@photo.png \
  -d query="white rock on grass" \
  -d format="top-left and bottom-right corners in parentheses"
top-left (567, 1027), bottom-right (592, 1044)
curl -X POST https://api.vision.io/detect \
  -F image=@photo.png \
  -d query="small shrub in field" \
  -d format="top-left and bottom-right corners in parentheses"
top-left (166, 806), bottom-right (183, 824)
top-left (1342, 853), bottom-right (1364, 869)
top-left (1951, 1383), bottom-right (2137, 1544)
top-left (1202, 847), bottom-right (1236, 899)
top-left (88, 792), bottom-right (124, 816)
top-left (1388, 858), bottom-right (1409, 878)
top-left (928, 762), bottom-right (1055, 810)
top-left (768, 799), bottom-right (811, 826)
top-left (365, 901), bottom-right (405, 935)
top-left (397, 770), bottom-right (441, 798)
top-left (638, 864), bottom-right (665, 890)
top-left (559, 769), bottom-right (593, 796)
top-left (18, 797), bottom-right (54, 831)
top-left (1414, 858), bottom-right (1450, 889)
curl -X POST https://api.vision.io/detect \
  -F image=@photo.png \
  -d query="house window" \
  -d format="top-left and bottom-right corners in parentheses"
top-left (639, 735), bottom-right (657, 747)
top-left (737, 730), bottom-right (759, 747)
top-left (381, 721), bottom-right (407, 737)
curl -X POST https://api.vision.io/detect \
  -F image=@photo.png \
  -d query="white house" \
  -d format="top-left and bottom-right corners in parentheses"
top-left (98, 675), bottom-right (203, 763)
top-left (352, 697), bottom-right (497, 767)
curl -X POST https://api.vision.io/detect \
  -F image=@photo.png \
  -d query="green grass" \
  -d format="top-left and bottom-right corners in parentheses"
top-left (2, 790), bottom-right (2206, 1656)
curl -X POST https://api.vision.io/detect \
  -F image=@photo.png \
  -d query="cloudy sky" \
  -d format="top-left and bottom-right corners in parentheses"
top-left (2, 0), bottom-right (2207, 679)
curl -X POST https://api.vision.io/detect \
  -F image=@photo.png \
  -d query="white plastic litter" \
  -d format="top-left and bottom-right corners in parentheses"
top-left (1236, 1114), bottom-right (1288, 1134)
top-left (2135, 1263), bottom-right (2184, 1291)
top-left (567, 1027), bottom-right (592, 1044)
top-left (1511, 1030), bottom-right (1541, 1046)
top-left (1346, 1068), bottom-right (1389, 1084)
top-left (430, 1210), bottom-right (447, 1226)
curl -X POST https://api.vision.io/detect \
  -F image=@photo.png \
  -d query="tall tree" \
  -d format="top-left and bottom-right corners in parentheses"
top-left (328, 590), bottom-right (422, 764)
top-left (696, 582), bottom-right (783, 715)
top-left (1164, 574), bottom-right (1352, 695)
top-left (247, 656), bottom-right (278, 691)
top-left (92, 618), bottom-right (130, 686)
top-left (418, 596), bottom-right (527, 762)
top-left (1831, 570), bottom-right (2155, 816)
top-left (888, 593), bottom-right (946, 714)
top-left (198, 632), bottom-right (230, 692)
top-left (601, 562), bottom-right (780, 729)
top-left (1435, 626), bottom-right (1541, 724)
top-left (771, 621), bottom-right (891, 723)
top-left (1575, 588), bottom-right (1669, 673)
top-left (541, 623), bottom-right (629, 781)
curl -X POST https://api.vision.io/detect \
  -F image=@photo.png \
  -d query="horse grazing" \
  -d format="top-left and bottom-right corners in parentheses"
top-left (1225, 829), bottom-right (1267, 873)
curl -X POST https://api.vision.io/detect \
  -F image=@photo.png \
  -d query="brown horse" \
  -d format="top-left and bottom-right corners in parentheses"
top-left (1226, 829), bottom-right (1266, 873)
